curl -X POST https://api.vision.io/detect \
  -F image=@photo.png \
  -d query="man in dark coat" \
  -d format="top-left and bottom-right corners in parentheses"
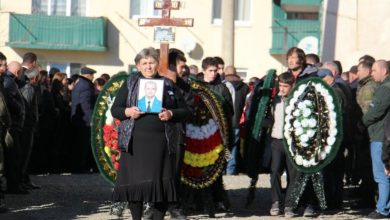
top-left (3, 60), bottom-right (26, 194)
top-left (0, 52), bottom-right (12, 212)
top-left (71, 67), bottom-right (97, 173)
top-left (20, 68), bottom-right (40, 190)
top-left (223, 65), bottom-right (249, 175)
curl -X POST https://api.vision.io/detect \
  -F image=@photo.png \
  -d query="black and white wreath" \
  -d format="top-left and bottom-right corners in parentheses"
top-left (284, 77), bottom-right (342, 173)
top-left (283, 77), bottom-right (343, 209)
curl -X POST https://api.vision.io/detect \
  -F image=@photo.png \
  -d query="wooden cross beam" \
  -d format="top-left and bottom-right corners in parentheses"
top-left (138, 0), bottom-right (194, 81)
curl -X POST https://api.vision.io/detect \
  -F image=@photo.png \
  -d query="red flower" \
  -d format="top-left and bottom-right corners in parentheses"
top-left (185, 130), bottom-right (222, 154)
top-left (112, 141), bottom-right (118, 150)
top-left (115, 119), bottom-right (120, 127)
top-left (103, 124), bottom-right (114, 133)
top-left (111, 154), bottom-right (116, 162)
top-left (114, 162), bottom-right (119, 170)
top-left (111, 131), bottom-right (118, 139)
top-left (103, 133), bottom-right (111, 144)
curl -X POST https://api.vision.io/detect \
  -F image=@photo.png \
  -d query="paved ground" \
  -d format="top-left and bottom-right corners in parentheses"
top-left (1, 173), bottom-right (369, 219)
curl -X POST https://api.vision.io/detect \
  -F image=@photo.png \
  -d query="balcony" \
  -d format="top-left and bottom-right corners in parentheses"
top-left (270, 19), bottom-right (321, 54)
top-left (270, 1), bottom-right (321, 55)
top-left (281, 0), bottom-right (321, 13)
top-left (7, 13), bottom-right (107, 52)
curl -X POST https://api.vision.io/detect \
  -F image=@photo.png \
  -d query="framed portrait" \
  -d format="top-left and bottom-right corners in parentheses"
top-left (137, 78), bottom-right (164, 113)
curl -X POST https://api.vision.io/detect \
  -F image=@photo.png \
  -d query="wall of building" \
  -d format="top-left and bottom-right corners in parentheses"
top-left (0, 0), bottom-right (287, 79)
top-left (323, 0), bottom-right (390, 71)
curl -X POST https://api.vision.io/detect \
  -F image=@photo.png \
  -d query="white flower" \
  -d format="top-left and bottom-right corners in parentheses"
top-left (302, 108), bottom-right (312, 117)
top-left (293, 120), bottom-right (301, 129)
top-left (295, 155), bottom-right (303, 165)
top-left (300, 134), bottom-right (309, 143)
top-left (303, 100), bottom-right (312, 107)
top-left (293, 92), bottom-right (300, 100)
top-left (285, 115), bottom-right (292, 123)
top-left (290, 98), bottom-right (297, 106)
top-left (320, 151), bottom-right (327, 160)
top-left (293, 109), bottom-right (300, 117)
top-left (308, 118), bottom-right (317, 128)
top-left (295, 127), bottom-right (304, 136)
top-left (327, 136), bottom-right (336, 145)
top-left (328, 102), bottom-right (335, 111)
top-left (325, 95), bottom-right (333, 103)
top-left (105, 111), bottom-right (114, 125)
top-left (330, 129), bottom-right (337, 137)
top-left (301, 142), bottom-right (309, 147)
top-left (298, 102), bottom-right (305, 109)
top-left (301, 119), bottom-right (309, 127)
top-left (306, 129), bottom-right (316, 138)
top-left (325, 145), bottom-right (331, 154)
top-left (303, 159), bottom-right (310, 167)
top-left (309, 157), bottom-right (317, 166)
top-left (285, 105), bottom-right (293, 114)
top-left (298, 85), bottom-right (307, 94)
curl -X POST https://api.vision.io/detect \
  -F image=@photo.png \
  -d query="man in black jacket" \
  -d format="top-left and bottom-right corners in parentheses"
top-left (3, 60), bottom-right (26, 194)
top-left (223, 65), bottom-right (249, 175)
top-left (71, 67), bottom-right (97, 173)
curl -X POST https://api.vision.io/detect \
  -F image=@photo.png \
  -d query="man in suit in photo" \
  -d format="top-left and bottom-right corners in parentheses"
top-left (138, 80), bottom-right (162, 113)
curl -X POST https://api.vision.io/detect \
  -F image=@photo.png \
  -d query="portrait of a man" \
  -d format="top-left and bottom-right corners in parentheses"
top-left (137, 79), bottom-right (163, 113)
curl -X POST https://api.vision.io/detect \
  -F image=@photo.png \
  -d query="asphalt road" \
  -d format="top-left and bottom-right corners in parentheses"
top-left (1, 173), bottom-right (369, 219)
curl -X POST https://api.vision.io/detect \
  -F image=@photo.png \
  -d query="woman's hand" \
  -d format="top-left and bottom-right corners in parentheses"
top-left (125, 106), bottom-right (144, 119)
top-left (159, 108), bottom-right (173, 121)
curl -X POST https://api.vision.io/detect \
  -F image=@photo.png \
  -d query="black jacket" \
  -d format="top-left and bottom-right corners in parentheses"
top-left (111, 72), bottom-right (190, 153)
top-left (224, 74), bottom-right (249, 128)
top-left (2, 72), bottom-right (25, 130)
top-left (71, 75), bottom-right (96, 127)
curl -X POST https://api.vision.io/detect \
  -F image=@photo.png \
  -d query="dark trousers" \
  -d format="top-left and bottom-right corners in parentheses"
top-left (21, 126), bottom-right (34, 183)
top-left (72, 125), bottom-right (94, 172)
top-left (4, 128), bottom-right (22, 189)
top-left (323, 147), bottom-right (345, 209)
top-left (270, 138), bottom-right (297, 203)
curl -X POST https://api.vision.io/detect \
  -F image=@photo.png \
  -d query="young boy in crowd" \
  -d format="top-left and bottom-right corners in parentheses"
top-left (269, 72), bottom-right (297, 216)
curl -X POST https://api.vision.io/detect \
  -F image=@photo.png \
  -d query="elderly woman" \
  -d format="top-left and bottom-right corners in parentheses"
top-left (111, 47), bottom-right (190, 220)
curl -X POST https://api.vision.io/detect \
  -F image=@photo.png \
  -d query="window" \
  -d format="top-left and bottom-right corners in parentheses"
top-left (32, 0), bottom-right (86, 16)
top-left (212, 0), bottom-right (251, 25)
top-left (130, 0), bottom-right (161, 19)
top-left (287, 12), bottom-right (319, 20)
top-left (48, 62), bottom-right (82, 76)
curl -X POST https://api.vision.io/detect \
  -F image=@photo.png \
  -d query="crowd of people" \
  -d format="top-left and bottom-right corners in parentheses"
top-left (0, 46), bottom-right (389, 220)
top-left (0, 51), bottom-right (112, 213)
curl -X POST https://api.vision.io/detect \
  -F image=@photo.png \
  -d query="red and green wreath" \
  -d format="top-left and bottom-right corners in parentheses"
top-left (180, 81), bottom-right (230, 189)
top-left (91, 72), bottom-right (129, 185)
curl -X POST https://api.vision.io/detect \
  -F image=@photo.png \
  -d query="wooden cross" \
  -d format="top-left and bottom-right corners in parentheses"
top-left (138, 0), bottom-right (194, 81)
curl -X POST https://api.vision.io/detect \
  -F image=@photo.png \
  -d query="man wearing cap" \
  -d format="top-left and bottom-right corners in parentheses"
top-left (71, 67), bottom-right (97, 173)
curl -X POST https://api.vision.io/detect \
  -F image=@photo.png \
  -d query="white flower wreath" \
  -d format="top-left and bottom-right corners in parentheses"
top-left (284, 80), bottom-right (340, 170)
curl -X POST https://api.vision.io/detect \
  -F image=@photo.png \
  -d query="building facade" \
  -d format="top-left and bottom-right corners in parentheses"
top-left (0, 0), bottom-right (389, 80)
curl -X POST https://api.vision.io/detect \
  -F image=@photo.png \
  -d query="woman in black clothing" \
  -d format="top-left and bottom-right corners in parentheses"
top-left (111, 47), bottom-right (190, 220)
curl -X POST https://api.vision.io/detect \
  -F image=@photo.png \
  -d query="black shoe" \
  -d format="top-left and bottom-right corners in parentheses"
top-left (363, 211), bottom-right (389, 220)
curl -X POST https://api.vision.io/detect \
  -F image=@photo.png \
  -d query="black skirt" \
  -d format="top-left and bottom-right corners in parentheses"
top-left (112, 114), bottom-right (177, 203)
